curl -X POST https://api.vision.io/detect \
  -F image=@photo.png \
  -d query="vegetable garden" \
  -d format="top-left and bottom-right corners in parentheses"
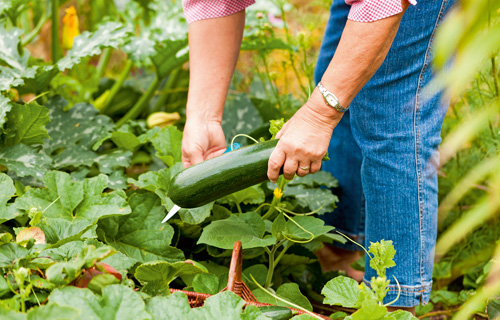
top-left (0, 0), bottom-right (499, 319)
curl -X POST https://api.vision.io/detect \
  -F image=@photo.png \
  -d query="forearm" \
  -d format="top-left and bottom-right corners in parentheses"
top-left (308, 1), bottom-right (409, 121)
top-left (186, 11), bottom-right (245, 123)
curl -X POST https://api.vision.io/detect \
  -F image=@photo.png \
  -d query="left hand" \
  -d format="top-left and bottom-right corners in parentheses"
top-left (268, 92), bottom-right (344, 182)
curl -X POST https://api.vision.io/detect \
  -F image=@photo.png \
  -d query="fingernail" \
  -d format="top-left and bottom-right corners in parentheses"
top-left (270, 180), bottom-right (277, 184)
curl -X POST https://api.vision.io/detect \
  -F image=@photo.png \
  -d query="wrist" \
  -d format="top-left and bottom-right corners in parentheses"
top-left (307, 88), bottom-right (345, 123)
top-left (186, 102), bottom-right (223, 124)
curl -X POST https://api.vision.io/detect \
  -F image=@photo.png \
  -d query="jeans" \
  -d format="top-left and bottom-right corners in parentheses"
top-left (314, 0), bottom-right (456, 307)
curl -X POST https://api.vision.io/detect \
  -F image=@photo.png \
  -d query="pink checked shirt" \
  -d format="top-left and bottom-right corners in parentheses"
top-left (183, 0), bottom-right (417, 24)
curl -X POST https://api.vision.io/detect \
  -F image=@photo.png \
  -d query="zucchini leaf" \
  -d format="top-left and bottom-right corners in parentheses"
top-left (146, 291), bottom-right (269, 320)
top-left (16, 171), bottom-right (131, 246)
top-left (97, 192), bottom-right (184, 263)
top-left (48, 285), bottom-right (151, 320)
top-left (198, 212), bottom-right (276, 250)
top-left (0, 173), bottom-right (19, 224)
top-left (134, 260), bottom-right (207, 295)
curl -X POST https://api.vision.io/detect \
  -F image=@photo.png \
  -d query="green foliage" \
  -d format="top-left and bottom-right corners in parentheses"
top-left (198, 212), bottom-right (277, 250)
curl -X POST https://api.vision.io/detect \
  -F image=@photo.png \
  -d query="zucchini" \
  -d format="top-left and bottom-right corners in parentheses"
top-left (168, 139), bottom-right (279, 208)
top-left (257, 306), bottom-right (293, 320)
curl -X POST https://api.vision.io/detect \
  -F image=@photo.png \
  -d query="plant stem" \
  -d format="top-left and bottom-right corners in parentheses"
top-left (116, 75), bottom-right (160, 127)
top-left (51, 0), bottom-right (60, 62)
top-left (273, 242), bottom-right (290, 266)
top-left (264, 244), bottom-right (278, 288)
top-left (96, 48), bottom-right (113, 80)
top-left (22, 14), bottom-right (48, 46)
top-left (260, 52), bottom-right (281, 106)
top-left (492, 56), bottom-right (499, 97)
top-left (99, 59), bottom-right (133, 114)
top-left (235, 202), bottom-right (243, 215)
top-left (262, 177), bottom-right (287, 220)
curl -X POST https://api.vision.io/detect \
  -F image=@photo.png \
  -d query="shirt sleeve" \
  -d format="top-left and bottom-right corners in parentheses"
top-left (182, 0), bottom-right (256, 24)
top-left (345, 0), bottom-right (417, 23)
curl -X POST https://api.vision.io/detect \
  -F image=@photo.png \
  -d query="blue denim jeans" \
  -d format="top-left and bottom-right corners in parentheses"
top-left (314, 0), bottom-right (455, 307)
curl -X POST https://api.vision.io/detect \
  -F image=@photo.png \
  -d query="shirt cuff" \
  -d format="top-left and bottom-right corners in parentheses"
top-left (183, 0), bottom-right (256, 24)
top-left (345, 0), bottom-right (417, 23)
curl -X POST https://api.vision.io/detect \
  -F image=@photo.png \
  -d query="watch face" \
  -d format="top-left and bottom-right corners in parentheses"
top-left (326, 93), bottom-right (338, 107)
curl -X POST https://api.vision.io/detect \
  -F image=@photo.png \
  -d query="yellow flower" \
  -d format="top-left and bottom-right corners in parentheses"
top-left (62, 6), bottom-right (80, 50)
top-left (273, 188), bottom-right (283, 199)
top-left (147, 112), bottom-right (181, 129)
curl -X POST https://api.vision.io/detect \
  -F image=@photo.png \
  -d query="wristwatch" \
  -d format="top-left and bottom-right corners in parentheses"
top-left (317, 82), bottom-right (348, 113)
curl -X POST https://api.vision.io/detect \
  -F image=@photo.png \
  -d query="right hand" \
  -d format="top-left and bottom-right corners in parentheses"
top-left (182, 118), bottom-right (226, 168)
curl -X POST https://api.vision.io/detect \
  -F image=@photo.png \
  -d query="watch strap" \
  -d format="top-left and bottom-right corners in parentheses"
top-left (317, 82), bottom-right (348, 113)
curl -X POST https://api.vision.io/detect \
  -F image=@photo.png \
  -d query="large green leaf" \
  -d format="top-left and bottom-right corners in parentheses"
top-left (0, 243), bottom-right (29, 268)
top-left (0, 144), bottom-right (51, 180)
top-left (221, 94), bottom-right (263, 145)
top-left (0, 173), bottom-right (20, 223)
top-left (97, 192), bottom-right (184, 263)
top-left (49, 285), bottom-right (152, 320)
top-left (282, 184), bottom-right (338, 215)
top-left (45, 244), bottom-right (116, 285)
top-left (219, 185), bottom-right (265, 206)
top-left (0, 26), bottom-right (37, 91)
top-left (127, 168), bottom-right (171, 205)
top-left (135, 260), bottom-right (207, 295)
top-left (345, 299), bottom-right (387, 320)
top-left (0, 95), bottom-right (12, 131)
top-left (198, 212), bottom-right (276, 250)
top-left (322, 276), bottom-right (361, 308)
top-left (151, 39), bottom-right (189, 78)
top-left (142, 126), bottom-right (182, 167)
top-left (41, 97), bottom-right (131, 174)
top-left (145, 291), bottom-right (268, 320)
top-left (283, 216), bottom-right (334, 241)
top-left (288, 171), bottom-right (338, 189)
top-left (192, 273), bottom-right (220, 295)
top-left (16, 171), bottom-right (131, 245)
top-left (3, 101), bottom-right (50, 146)
top-left (26, 303), bottom-right (81, 320)
top-left (253, 283), bottom-right (313, 311)
top-left (57, 22), bottom-right (132, 71)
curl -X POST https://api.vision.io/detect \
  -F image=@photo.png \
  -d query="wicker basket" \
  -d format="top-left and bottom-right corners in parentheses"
top-left (170, 241), bottom-right (330, 319)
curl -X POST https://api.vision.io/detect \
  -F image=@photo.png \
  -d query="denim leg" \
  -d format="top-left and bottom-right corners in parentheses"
top-left (347, 0), bottom-right (456, 307)
top-left (314, 0), bottom-right (365, 251)
top-left (315, 0), bottom-right (456, 307)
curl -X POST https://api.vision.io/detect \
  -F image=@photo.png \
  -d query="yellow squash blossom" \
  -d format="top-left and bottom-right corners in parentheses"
top-left (62, 6), bottom-right (80, 50)
top-left (273, 188), bottom-right (283, 199)
top-left (147, 112), bottom-right (181, 129)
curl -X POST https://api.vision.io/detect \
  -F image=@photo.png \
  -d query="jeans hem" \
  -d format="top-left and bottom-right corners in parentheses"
top-left (363, 278), bottom-right (433, 307)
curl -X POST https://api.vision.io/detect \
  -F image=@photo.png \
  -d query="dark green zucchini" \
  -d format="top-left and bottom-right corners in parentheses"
top-left (257, 306), bottom-right (293, 320)
top-left (168, 139), bottom-right (279, 208)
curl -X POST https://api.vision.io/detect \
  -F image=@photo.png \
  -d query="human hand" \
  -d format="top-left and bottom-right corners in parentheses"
top-left (182, 118), bottom-right (226, 168)
top-left (268, 92), bottom-right (343, 182)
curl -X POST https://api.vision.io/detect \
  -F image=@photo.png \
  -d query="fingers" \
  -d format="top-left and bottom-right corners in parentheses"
top-left (283, 158), bottom-right (298, 180)
top-left (268, 149), bottom-right (285, 183)
top-left (310, 160), bottom-right (322, 174)
top-left (296, 162), bottom-right (311, 177)
top-left (182, 147), bottom-right (204, 168)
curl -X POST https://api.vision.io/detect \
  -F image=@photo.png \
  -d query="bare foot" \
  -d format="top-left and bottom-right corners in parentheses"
top-left (387, 306), bottom-right (415, 316)
top-left (314, 243), bottom-right (365, 282)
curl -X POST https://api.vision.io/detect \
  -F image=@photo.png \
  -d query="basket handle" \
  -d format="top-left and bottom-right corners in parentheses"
top-left (227, 240), bottom-right (242, 292)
